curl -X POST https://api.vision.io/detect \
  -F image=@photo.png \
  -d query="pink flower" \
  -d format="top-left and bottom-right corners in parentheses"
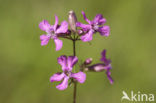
top-left (100, 50), bottom-right (113, 84)
top-left (39, 15), bottom-right (68, 51)
top-left (76, 11), bottom-right (110, 42)
top-left (50, 55), bottom-right (86, 90)
top-left (87, 50), bottom-right (113, 84)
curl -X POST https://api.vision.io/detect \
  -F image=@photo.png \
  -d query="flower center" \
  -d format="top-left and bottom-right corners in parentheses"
top-left (48, 31), bottom-right (57, 39)
top-left (93, 24), bottom-right (99, 30)
top-left (64, 70), bottom-right (71, 77)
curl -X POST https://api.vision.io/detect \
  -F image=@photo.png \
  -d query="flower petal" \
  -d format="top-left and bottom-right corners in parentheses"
top-left (101, 49), bottom-right (111, 65)
top-left (54, 38), bottom-right (63, 51)
top-left (106, 69), bottom-right (114, 84)
top-left (57, 55), bottom-right (67, 71)
top-left (53, 15), bottom-right (59, 31)
top-left (80, 29), bottom-right (94, 42)
top-left (40, 34), bottom-right (50, 46)
top-left (92, 14), bottom-right (106, 25)
top-left (101, 49), bottom-right (106, 61)
top-left (71, 72), bottom-right (86, 83)
top-left (98, 26), bottom-right (110, 37)
top-left (76, 22), bottom-right (91, 31)
top-left (56, 76), bottom-right (69, 90)
top-left (39, 20), bottom-right (52, 32)
top-left (81, 11), bottom-right (91, 24)
top-left (99, 18), bottom-right (107, 25)
top-left (67, 56), bottom-right (78, 71)
top-left (55, 21), bottom-right (68, 34)
top-left (50, 73), bottom-right (65, 82)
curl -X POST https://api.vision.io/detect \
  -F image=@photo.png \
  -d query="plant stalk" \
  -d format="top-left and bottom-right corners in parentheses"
top-left (73, 35), bottom-right (77, 103)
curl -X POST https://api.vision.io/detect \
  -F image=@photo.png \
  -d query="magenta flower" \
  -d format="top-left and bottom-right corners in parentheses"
top-left (39, 15), bottom-right (68, 51)
top-left (50, 55), bottom-right (86, 90)
top-left (76, 11), bottom-right (110, 42)
top-left (101, 50), bottom-right (113, 84)
top-left (87, 50), bottom-right (113, 84)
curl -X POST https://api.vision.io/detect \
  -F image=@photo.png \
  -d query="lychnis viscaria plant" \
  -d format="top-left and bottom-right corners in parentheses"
top-left (39, 10), bottom-right (113, 103)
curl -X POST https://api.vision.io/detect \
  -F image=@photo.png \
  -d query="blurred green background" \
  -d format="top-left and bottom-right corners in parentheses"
top-left (0, 0), bottom-right (156, 103)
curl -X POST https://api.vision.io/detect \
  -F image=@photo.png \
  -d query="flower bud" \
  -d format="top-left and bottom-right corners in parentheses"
top-left (77, 29), bottom-right (83, 35)
top-left (84, 58), bottom-right (93, 65)
top-left (68, 10), bottom-right (77, 32)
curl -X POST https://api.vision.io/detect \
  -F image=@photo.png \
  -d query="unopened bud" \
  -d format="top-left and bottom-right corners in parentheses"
top-left (77, 29), bottom-right (83, 35)
top-left (84, 58), bottom-right (93, 65)
top-left (68, 10), bottom-right (77, 32)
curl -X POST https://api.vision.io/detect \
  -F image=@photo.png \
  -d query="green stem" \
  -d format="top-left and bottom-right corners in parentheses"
top-left (73, 35), bottom-right (77, 103)
top-left (73, 81), bottom-right (77, 103)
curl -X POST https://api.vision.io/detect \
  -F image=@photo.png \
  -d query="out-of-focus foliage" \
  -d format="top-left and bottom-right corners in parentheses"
top-left (0, 0), bottom-right (156, 103)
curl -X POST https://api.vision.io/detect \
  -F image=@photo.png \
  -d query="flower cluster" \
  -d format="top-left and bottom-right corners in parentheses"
top-left (39, 11), bottom-right (110, 51)
top-left (39, 10), bottom-right (113, 93)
